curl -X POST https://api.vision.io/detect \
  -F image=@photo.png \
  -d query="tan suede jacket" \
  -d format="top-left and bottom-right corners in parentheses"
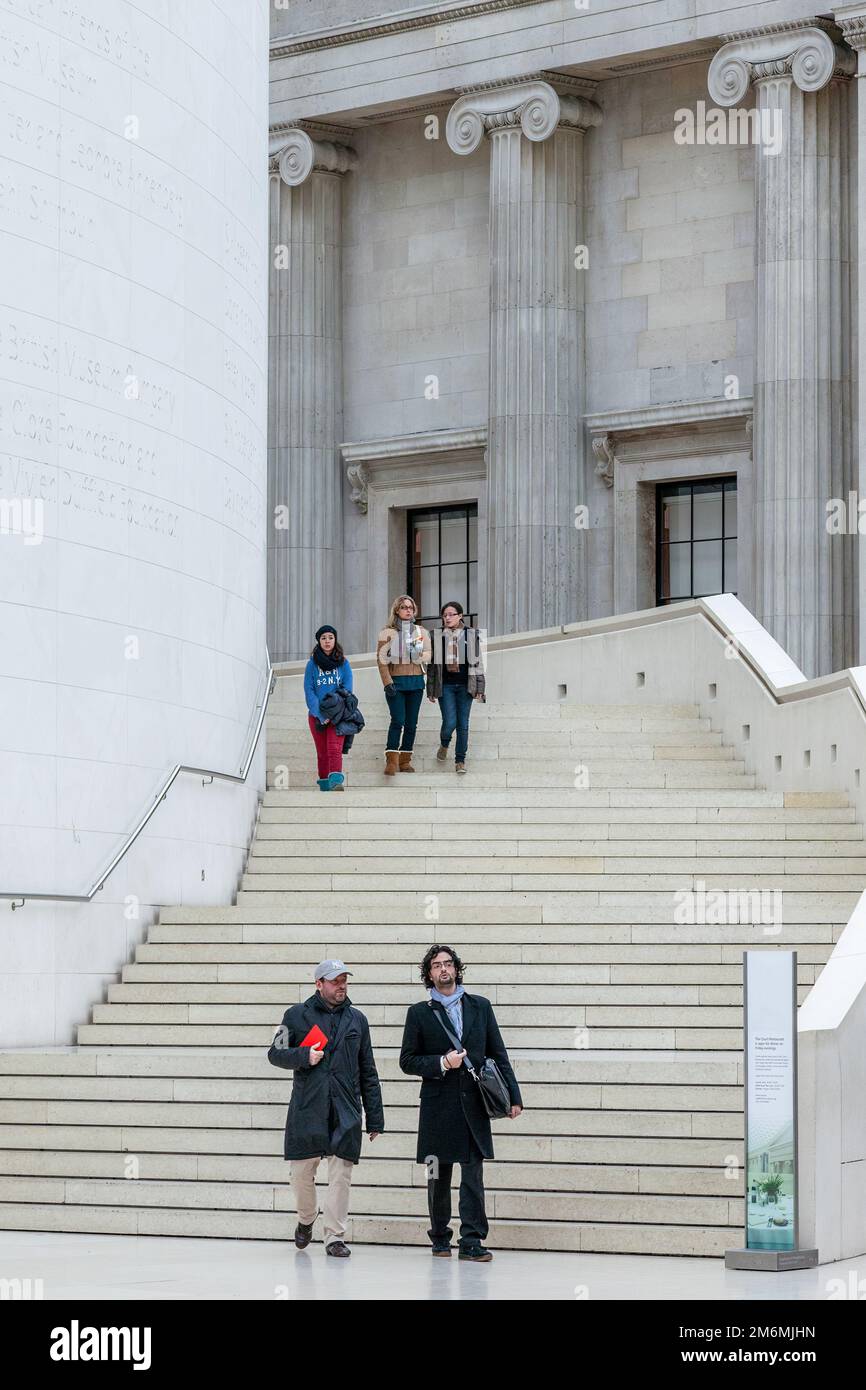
top-left (376, 624), bottom-right (432, 686)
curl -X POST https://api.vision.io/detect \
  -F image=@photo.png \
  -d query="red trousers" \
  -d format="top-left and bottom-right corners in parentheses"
top-left (308, 714), bottom-right (344, 778)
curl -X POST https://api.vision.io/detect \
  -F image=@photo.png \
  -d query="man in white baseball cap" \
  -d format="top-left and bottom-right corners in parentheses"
top-left (268, 959), bottom-right (384, 1257)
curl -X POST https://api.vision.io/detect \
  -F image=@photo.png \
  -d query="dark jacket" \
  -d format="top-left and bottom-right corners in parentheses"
top-left (399, 993), bottom-right (521, 1164)
top-left (426, 625), bottom-right (486, 701)
top-left (318, 688), bottom-right (365, 753)
top-left (267, 993), bottom-right (384, 1163)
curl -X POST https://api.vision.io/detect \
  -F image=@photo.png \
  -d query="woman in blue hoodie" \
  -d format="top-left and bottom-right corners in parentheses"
top-left (304, 625), bottom-right (353, 791)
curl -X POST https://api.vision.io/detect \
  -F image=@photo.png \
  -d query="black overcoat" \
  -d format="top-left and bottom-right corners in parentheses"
top-left (399, 993), bottom-right (522, 1164)
top-left (267, 993), bottom-right (384, 1163)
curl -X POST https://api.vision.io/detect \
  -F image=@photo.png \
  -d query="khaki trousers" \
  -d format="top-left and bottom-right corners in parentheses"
top-left (290, 1154), bottom-right (354, 1247)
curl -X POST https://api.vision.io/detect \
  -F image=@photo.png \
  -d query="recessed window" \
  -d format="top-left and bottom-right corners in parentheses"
top-left (407, 504), bottom-right (478, 628)
top-left (656, 479), bottom-right (737, 605)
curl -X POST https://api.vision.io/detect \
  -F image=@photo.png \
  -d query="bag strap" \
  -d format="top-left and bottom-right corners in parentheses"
top-left (427, 1001), bottom-right (475, 1075)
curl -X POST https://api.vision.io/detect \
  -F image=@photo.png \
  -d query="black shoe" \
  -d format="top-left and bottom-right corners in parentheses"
top-left (326, 1240), bottom-right (351, 1257)
top-left (458, 1244), bottom-right (492, 1262)
top-left (431, 1241), bottom-right (452, 1257)
top-left (294, 1221), bottom-right (314, 1249)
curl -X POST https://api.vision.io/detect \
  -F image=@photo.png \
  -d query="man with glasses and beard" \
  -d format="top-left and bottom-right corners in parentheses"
top-left (399, 945), bottom-right (522, 1261)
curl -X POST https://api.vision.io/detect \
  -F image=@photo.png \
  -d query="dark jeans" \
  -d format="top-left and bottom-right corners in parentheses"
top-left (385, 680), bottom-right (424, 752)
top-left (438, 683), bottom-right (473, 762)
top-left (427, 1149), bottom-right (488, 1248)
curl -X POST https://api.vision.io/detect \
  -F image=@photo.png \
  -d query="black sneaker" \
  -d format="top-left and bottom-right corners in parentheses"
top-left (431, 1241), bottom-right (452, 1257)
top-left (458, 1244), bottom-right (492, 1262)
top-left (294, 1221), bottom-right (314, 1249)
top-left (326, 1240), bottom-right (351, 1257)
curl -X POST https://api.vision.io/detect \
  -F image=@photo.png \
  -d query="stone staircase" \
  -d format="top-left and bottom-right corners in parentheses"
top-left (0, 691), bottom-right (862, 1254)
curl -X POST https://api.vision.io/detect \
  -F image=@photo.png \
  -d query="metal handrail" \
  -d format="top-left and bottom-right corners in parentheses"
top-left (2, 649), bottom-right (276, 909)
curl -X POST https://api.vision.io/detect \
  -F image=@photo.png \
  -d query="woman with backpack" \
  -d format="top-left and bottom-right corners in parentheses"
top-left (426, 600), bottom-right (486, 774)
top-left (376, 594), bottom-right (431, 776)
top-left (303, 625), bottom-right (353, 791)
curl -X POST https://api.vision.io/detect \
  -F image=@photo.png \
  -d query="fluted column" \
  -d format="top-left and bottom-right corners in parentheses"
top-left (447, 79), bottom-right (601, 637)
top-left (268, 128), bottom-right (357, 663)
top-left (709, 23), bottom-right (855, 676)
top-left (837, 5), bottom-right (866, 665)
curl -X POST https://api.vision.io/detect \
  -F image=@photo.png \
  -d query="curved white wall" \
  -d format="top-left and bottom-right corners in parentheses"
top-left (0, 2), bottom-right (269, 1044)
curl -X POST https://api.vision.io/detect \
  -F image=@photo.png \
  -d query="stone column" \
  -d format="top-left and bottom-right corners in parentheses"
top-left (446, 79), bottom-right (601, 637)
top-left (268, 127), bottom-right (357, 663)
top-left (709, 23), bottom-right (855, 676)
top-left (837, 5), bottom-right (866, 665)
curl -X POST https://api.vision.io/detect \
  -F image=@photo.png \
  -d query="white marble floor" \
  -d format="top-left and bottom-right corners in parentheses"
top-left (0, 1230), bottom-right (863, 1301)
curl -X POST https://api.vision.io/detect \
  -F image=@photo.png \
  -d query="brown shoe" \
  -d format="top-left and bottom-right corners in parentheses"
top-left (294, 1221), bottom-right (314, 1249)
top-left (384, 749), bottom-right (400, 776)
top-left (398, 751), bottom-right (415, 773)
top-left (436, 746), bottom-right (448, 762)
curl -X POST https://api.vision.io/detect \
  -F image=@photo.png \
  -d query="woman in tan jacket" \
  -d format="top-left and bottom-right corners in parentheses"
top-left (377, 594), bottom-right (432, 775)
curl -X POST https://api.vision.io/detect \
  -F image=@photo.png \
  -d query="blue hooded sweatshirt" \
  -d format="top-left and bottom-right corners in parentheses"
top-left (304, 658), bottom-right (353, 720)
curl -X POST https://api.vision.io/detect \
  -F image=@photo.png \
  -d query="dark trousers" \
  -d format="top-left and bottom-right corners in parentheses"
top-left (385, 683), bottom-right (424, 752)
top-left (427, 1145), bottom-right (488, 1247)
top-left (438, 683), bottom-right (473, 762)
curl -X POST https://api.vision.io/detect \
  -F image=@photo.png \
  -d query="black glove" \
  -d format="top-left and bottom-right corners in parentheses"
top-left (384, 683), bottom-right (398, 701)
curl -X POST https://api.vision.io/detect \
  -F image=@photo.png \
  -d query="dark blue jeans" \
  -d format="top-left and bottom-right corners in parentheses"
top-left (438, 683), bottom-right (473, 762)
top-left (385, 678), bottom-right (424, 751)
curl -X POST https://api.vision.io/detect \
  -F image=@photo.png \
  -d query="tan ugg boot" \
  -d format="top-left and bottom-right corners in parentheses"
top-left (398, 750), bottom-right (415, 773)
top-left (384, 749), bottom-right (400, 776)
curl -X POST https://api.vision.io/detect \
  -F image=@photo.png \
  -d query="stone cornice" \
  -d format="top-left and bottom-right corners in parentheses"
top-left (270, 118), bottom-right (357, 144)
top-left (454, 69), bottom-right (599, 99)
top-left (269, 127), bottom-right (358, 185)
top-left (340, 427), bottom-right (487, 512)
top-left (835, 6), bottom-right (866, 52)
top-left (446, 78), bottom-right (602, 155)
top-left (584, 398), bottom-right (754, 437)
top-left (585, 399), bottom-right (754, 484)
top-left (270, 0), bottom-right (548, 59)
top-left (708, 20), bottom-right (854, 105)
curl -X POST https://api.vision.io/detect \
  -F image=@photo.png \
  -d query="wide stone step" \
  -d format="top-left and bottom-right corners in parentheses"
top-left (266, 767), bottom-right (755, 789)
top-left (74, 1023), bottom-right (745, 1049)
top-left (268, 743), bottom-right (734, 763)
top-left (133, 934), bottom-right (841, 966)
top-left (0, 1200), bottom-right (741, 1255)
top-left (0, 1071), bottom-right (741, 1111)
top-left (243, 851), bottom-right (866, 874)
top-left (120, 959), bottom-right (826, 982)
top-left (250, 819), bottom-right (862, 840)
top-left (0, 1102), bottom-right (742, 1143)
top-left (0, 1047), bottom-right (740, 1083)
top-left (0, 1149), bottom-right (740, 1196)
top-left (261, 788), bottom-right (839, 808)
top-left (0, 1120), bottom-right (742, 1166)
top-left (248, 837), bottom-right (863, 859)
top-left (268, 729), bottom-right (723, 750)
top-left (231, 890), bottom-right (858, 917)
top-left (236, 875), bottom-right (861, 896)
top-left (102, 982), bottom-right (812, 1007)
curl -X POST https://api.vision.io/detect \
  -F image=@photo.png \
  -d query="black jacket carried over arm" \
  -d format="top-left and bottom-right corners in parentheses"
top-left (267, 993), bottom-right (384, 1163)
top-left (399, 993), bottom-right (521, 1165)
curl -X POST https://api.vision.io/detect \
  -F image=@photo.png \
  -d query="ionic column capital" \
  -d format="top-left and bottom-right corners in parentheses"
top-left (446, 78), bottom-right (601, 155)
top-left (708, 20), bottom-right (854, 105)
top-left (269, 127), bottom-right (358, 186)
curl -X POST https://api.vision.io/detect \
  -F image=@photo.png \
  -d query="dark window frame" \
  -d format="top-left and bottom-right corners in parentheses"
top-left (656, 478), bottom-right (737, 606)
top-left (406, 503), bottom-right (478, 628)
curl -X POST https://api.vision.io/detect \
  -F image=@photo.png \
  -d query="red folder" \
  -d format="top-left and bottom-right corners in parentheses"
top-left (300, 1024), bottom-right (328, 1050)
